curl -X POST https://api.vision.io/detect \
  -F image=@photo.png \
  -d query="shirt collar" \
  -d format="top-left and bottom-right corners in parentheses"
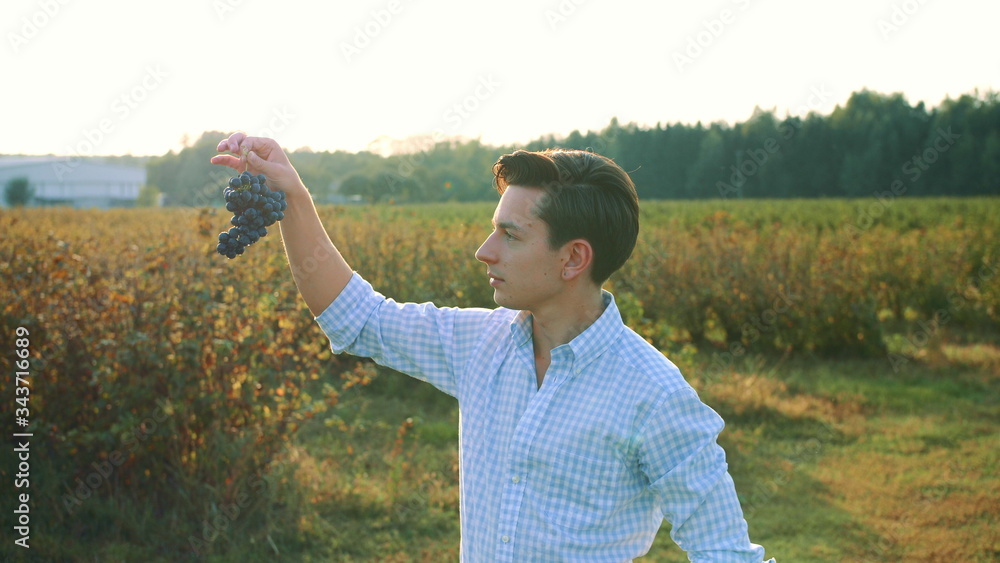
top-left (508, 290), bottom-right (624, 374)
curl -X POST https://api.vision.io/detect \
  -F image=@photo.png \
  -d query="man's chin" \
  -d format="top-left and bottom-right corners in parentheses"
top-left (492, 290), bottom-right (522, 310)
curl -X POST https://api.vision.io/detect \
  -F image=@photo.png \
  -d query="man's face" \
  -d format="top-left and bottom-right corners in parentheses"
top-left (475, 186), bottom-right (566, 311)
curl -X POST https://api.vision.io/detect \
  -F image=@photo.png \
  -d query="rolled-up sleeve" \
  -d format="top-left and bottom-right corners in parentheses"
top-left (639, 387), bottom-right (773, 562)
top-left (314, 272), bottom-right (492, 398)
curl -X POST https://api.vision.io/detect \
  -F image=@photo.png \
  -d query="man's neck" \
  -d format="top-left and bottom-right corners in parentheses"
top-left (529, 288), bottom-right (607, 387)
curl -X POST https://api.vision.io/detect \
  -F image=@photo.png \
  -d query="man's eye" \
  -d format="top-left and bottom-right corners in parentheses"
top-left (504, 232), bottom-right (516, 241)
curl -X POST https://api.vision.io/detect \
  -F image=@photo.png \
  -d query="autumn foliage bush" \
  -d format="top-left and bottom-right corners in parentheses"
top-left (0, 197), bottom-right (996, 557)
top-left (618, 209), bottom-right (999, 358)
top-left (0, 208), bottom-right (351, 557)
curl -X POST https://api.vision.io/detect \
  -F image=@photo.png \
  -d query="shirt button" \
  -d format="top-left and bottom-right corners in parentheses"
top-left (511, 475), bottom-right (520, 484)
top-left (501, 535), bottom-right (510, 543)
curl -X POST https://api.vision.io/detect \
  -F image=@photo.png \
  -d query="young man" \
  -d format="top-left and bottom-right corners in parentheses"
top-left (211, 132), bottom-right (773, 562)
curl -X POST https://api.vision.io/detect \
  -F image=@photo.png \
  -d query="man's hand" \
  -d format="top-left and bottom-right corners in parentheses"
top-left (209, 131), bottom-right (353, 316)
top-left (210, 132), bottom-right (306, 196)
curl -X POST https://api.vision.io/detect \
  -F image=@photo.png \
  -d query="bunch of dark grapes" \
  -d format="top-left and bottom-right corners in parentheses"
top-left (216, 171), bottom-right (286, 259)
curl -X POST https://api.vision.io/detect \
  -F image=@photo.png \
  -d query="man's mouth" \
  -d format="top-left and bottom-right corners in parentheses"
top-left (488, 272), bottom-right (504, 287)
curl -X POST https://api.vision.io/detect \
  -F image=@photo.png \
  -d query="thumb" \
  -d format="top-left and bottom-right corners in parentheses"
top-left (246, 150), bottom-right (274, 174)
top-left (246, 149), bottom-right (297, 190)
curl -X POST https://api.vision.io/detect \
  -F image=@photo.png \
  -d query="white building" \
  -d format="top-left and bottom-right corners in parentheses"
top-left (0, 156), bottom-right (147, 209)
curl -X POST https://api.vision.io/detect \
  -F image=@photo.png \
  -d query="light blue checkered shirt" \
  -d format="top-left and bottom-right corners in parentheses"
top-left (317, 273), bottom-right (773, 562)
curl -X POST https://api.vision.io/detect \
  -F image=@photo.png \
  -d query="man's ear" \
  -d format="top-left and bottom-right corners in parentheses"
top-left (561, 239), bottom-right (593, 282)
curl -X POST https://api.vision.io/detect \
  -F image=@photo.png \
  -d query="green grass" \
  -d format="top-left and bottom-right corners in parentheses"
top-left (17, 344), bottom-right (1000, 563)
top-left (638, 341), bottom-right (1000, 562)
top-left (185, 335), bottom-right (999, 562)
top-left (7, 326), bottom-right (994, 563)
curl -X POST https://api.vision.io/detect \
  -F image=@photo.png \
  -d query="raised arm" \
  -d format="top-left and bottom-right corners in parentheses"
top-left (210, 132), bottom-right (350, 316)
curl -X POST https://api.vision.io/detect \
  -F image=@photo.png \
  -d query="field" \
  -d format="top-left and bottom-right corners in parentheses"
top-left (1, 197), bottom-right (998, 562)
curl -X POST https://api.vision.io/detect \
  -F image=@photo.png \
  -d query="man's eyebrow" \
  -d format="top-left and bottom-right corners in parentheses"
top-left (495, 220), bottom-right (523, 232)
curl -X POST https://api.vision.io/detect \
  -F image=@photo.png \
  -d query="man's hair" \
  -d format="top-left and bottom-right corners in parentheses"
top-left (491, 149), bottom-right (639, 284)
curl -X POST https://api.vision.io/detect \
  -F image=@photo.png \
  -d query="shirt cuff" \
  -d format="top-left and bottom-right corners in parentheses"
top-left (314, 272), bottom-right (380, 353)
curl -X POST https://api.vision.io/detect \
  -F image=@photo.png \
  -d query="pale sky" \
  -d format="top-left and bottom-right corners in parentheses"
top-left (2, 0), bottom-right (996, 157)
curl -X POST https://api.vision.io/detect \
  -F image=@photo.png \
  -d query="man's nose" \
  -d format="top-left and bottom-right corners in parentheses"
top-left (475, 233), bottom-right (497, 264)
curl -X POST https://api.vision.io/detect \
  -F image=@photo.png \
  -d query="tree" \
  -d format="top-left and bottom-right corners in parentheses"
top-left (686, 125), bottom-right (731, 198)
top-left (339, 174), bottom-right (375, 203)
top-left (145, 131), bottom-right (232, 206)
top-left (141, 89), bottom-right (1000, 203)
top-left (137, 184), bottom-right (162, 207)
top-left (4, 176), bottom-right (33, 207)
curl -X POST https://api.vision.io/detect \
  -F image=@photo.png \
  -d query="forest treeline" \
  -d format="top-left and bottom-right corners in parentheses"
top-left (145, 88), bottom-right (999, 205)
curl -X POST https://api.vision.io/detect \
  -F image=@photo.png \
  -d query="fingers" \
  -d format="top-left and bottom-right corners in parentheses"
top-left (212, 148), bottom-right (275, 174)
top-left (212, 132), bottom-right (291, 178)
top-left (217, 133), bottom-right (282, 162)
top-left (210, 133), bottom-right (303, 194)
top-left (210, 154), bottom-right (243, 171)
top-left (216, 132), bottom-right (248, 154)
